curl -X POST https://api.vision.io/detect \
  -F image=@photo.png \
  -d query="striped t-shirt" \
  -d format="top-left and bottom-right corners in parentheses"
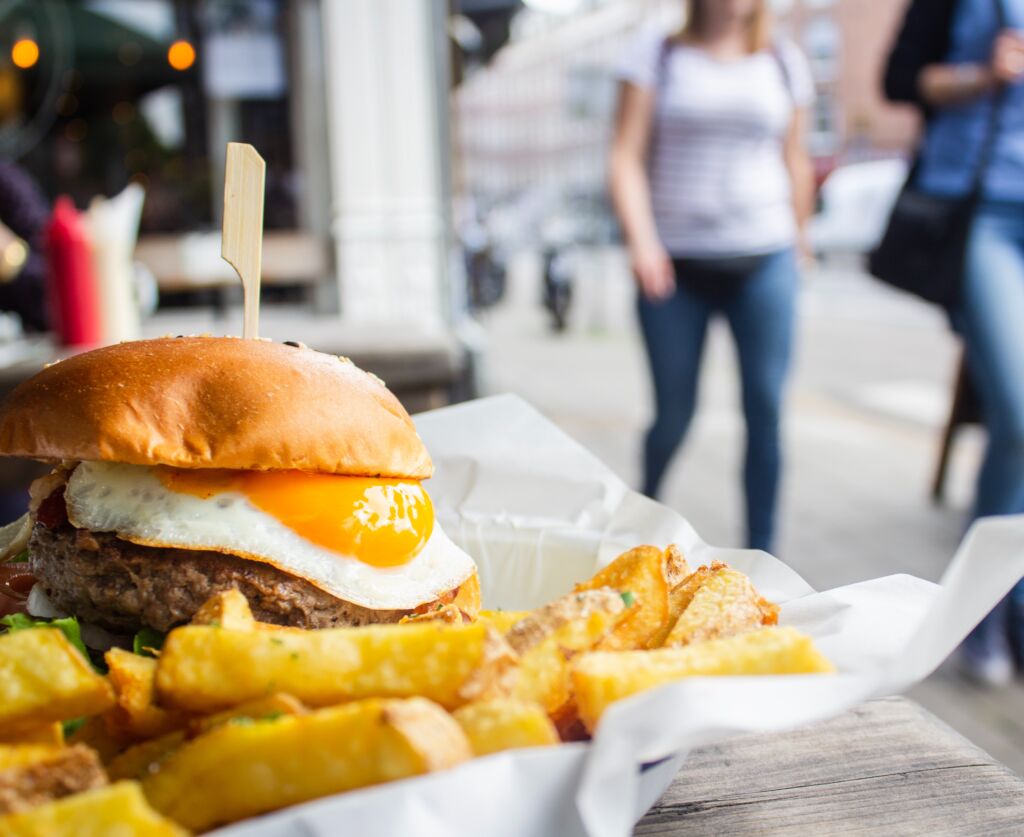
top-left (617, 29), bottom-right (814, 258)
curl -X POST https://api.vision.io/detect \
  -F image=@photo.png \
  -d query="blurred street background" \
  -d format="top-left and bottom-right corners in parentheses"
top-left (0, 0), bottom-right (1021, 774)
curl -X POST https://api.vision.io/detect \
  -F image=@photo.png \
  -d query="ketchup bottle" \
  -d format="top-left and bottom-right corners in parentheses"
top-left (45, 196), bottom-right (102, 347)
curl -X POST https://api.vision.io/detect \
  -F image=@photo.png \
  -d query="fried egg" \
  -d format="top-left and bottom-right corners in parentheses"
top-left (64, 461), bottom-right (476, 610)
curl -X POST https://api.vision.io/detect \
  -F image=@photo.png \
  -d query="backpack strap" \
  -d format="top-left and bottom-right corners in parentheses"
top-left (770, 42), bottom-right (794, 102)
top-left (654, 36), bottom-right (673, 91)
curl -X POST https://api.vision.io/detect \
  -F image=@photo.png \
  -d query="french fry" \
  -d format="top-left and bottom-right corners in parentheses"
top-left (572, 627), bottom-right (834, 731)
top-left (452, 699), bottom-right (558, 756)
top-left (185, 693), bottom-right (307, 737)
top-left (514, 608), bottom-right (624, 714)
top-left (0, 746), bottom-right (65, 771)
top-left (0, 724), bottom-right (63, 747)
top-left (0, 629), bottom-right (114, 735)
top-left (142, 698), bottom-right (471, 831)
top-left (104, 649), bottom-right (187, 741)
top-left (662, 544), bottom-right (691, 587)
top-left (450, 571), bottom-right (482, 619)
top-left (401, 573), bottom-right (482, 625)
top-left (652, 561), bottom-right (720, 647)
top-left (107, 694), bottom-right (308, 782)
top-left (0, 744), bottom-right (107, 815)
top-left (105, 732), bottom-right (183, 784)
top-left (156, 622), bottom-right (518, 713)
top-left (550, 703), bottom-right (588, 743)
top-left (506, 589), bottom-right (624, 655)
top-left (400, 605), bottom-right (469, 625)
top-left (477, 610), bottom-right (531, 634)
top-left (0, 780), bottom-right (187, 836)
top-left (662, 565), bottom-right (778, 647)
top-left (190, 588), bottom-right (257, 631)
top-left (66, 718), bottom-right (130, 765)
top-left (574, 546), bottom-right (685, 651)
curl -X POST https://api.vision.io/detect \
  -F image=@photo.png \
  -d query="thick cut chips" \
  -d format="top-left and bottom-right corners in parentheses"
top-left (0, 629), bottom-right (114, 735)
top-left (573, 546), bottom-right (687, 651)
top-left (105, 732), bottom-right (184, 784)
top-left (106, 694), bottom-right (307, 782)
top-left (453, 699), bottom-right (558, 756)
top-left (400, 605), bottom-right (468, 626)
top-left (514, 608), bottom-right (624, 714)
top-left (0, 744), bottom-right (106, 815)
top-left (0, 725), bottom-right (63, 747)
top-left (506, 589), bottom-right (624, 656)
top-left (142, 698), bottom-right (470, 831)
top-left (156, 622), bottom-right (517, 713)
top-left (477, 610), bottom-right (531, 634)
top-left (190, 589), bottom-right (257, 631)
top-left (663, 565), bottom-right (778, 648)
top-left (573, 626), bottom-right (834, 730)
top-left (0, 781), bottom-right (186, 837)
top-left (105, 649), bottom-right (187, 741)
top-left (449, 571), bottom-right (482, 619)
top-left (66, 718), bottom-right (130, 765)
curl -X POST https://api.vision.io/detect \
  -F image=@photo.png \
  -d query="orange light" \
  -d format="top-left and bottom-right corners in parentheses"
top-left (155, 468), bottom-right (434, 568)
top-left (167, 39), bottom-right (195, 71)
top-left (11, 38), bottom-right (39, 70)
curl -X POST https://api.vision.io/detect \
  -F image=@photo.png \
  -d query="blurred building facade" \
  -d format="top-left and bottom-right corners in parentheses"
top-left (1, 0), bottom-right (454, 329)
top-left (2, 0), bottom-right (924, 330)
top-left (454, 0), bottom-right (657, 237)
top-left (452, 0), bottom-right (921, 249)
top-left (775, 0), bottom-right (919, 167)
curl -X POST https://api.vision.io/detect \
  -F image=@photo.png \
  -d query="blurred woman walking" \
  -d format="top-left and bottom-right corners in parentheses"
top-left (609, 0), bottom-right (814, 552)
top-left (884, 0), bottom-right (1024, 685)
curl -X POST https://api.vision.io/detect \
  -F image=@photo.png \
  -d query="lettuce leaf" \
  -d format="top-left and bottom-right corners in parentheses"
top-left (0, 612), bottom-right (90, 662)
top-left (132, 627), bottom-right (166, 658)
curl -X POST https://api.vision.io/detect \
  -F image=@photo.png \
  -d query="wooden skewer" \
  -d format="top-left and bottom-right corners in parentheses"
top-left (221, 142), bottom-right (266, 340)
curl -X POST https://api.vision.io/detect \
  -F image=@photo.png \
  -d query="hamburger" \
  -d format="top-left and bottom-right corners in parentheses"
top-left (0, 336), bottom-right (478, 638)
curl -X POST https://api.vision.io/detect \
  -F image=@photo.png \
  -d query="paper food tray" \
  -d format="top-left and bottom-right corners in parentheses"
top-left (213, 395), bottom-right (1024, 837)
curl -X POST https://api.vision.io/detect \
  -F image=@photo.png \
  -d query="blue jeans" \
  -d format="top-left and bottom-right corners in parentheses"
top-left (955, 201), bottom-right (1024, 656)
top-left (638, 248), bottom-right (798, 552)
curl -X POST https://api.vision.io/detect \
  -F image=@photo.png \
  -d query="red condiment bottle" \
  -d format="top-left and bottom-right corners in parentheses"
top-left (45, 196), bottom-right (102, 347)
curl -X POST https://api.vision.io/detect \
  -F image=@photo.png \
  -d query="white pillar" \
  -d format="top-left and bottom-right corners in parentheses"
top-left (321, 0), bottom-right (450, 328)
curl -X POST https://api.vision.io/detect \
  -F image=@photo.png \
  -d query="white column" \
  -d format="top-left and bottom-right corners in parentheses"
top-left (320, 0), bottom-right (450, 328)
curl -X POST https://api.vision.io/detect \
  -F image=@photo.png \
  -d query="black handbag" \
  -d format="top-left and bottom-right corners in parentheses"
top-left (674, 254), bottom-right (768, 302)
top-left (869, 1), bottom-right (1006, 308)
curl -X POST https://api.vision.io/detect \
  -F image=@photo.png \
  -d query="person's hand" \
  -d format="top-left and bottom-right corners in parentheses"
top-left (992, 30), bottom-right (1024, 84)
top-left (796, 230), bottom-right (816, 272)
top-left (630, 238), bottom-right (674, 301)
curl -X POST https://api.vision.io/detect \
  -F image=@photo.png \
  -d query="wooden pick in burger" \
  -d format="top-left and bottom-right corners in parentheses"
top-left (221, 142), bottom-right (266, 340)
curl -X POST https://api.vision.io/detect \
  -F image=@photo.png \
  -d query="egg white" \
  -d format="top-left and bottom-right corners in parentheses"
top-left (64, 461), bottom-right (476, 611)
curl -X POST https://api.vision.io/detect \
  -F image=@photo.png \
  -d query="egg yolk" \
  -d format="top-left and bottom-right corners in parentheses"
top-left (154, 468), bottom-right (434, 568)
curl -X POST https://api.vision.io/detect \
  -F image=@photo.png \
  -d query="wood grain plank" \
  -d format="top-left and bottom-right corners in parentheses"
top-left (635, 697), bottom-right (1024, 836)
top-left (637, 765), bottom-right (1024, 836)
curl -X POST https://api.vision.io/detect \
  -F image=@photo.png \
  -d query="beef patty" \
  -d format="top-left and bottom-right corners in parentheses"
top-left (29, 524), bottom-right (421, 633)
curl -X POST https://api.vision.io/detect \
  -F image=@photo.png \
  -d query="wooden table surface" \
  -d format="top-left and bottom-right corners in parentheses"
top-left (635, 696), bottom-right (1024, 836)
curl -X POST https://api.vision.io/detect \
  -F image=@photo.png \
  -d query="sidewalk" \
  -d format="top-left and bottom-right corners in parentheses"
top-left (477, 254), bottom-right (1024, 775)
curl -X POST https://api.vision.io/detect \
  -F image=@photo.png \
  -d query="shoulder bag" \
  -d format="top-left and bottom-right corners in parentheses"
top-left (868, 0), bottom-right (1007, 309)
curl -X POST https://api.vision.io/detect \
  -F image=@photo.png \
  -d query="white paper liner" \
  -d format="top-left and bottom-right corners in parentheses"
top-left (213, 395), bottom-right (1024, 837)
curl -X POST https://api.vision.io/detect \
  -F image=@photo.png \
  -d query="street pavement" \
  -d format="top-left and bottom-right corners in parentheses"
top-left (476, 252), bottom-right (1024, 775)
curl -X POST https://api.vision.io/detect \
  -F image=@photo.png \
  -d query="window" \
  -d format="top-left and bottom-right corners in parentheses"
top-left (808, 92), bottom-right (840, 156)
top-left (803, 15), bottom-right (839, 82)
